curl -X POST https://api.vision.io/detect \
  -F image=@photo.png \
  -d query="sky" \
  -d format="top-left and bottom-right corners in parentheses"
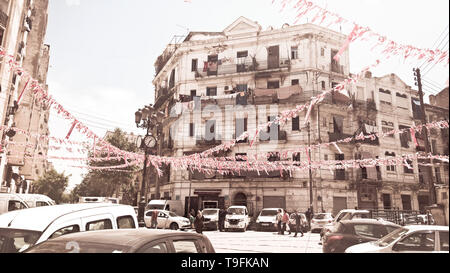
top-left (44, 0), bottom-right (449, 190)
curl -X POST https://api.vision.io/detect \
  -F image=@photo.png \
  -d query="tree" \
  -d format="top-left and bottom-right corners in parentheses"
top-left (71, 128), bottom-right (140, 205)
top-left (33, 169), bottom-right (70, 204)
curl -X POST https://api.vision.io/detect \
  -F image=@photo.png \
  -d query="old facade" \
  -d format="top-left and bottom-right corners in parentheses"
top-left (149, 17), bottom-right (440, 217)
top-left (0, 0), bottom-right (51, 194)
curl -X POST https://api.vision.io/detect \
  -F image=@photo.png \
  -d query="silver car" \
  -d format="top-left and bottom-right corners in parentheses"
top-left (310, 213), bottom-right (334, 232)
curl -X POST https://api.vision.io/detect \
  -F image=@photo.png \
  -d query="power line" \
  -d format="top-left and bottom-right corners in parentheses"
top-left (64, 106), bottom-right (135, 128)
top-left (421, 35), bottom-right (449, 75)
top-left (422, 78), bottom-right (445, 91)
top-left (419, 25), bottom-right (449, 69)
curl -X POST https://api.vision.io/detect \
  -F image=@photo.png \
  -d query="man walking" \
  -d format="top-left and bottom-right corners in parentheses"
top-left (276, 209), bottom-right (283, 235)
top-left (305, 208), bottom-right (312, 227)
top-left (151, 210), bottom-right (158, 229)
top-left (218, 208), bottom-right (227, 232)
top-left (293, 210), bottom-right (304, 237)
top-left (281, 210), bottom-right (289, 235)
top-left (194, 210), bottom-right (204, 234)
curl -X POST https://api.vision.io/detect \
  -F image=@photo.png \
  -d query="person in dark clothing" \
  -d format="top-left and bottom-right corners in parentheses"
top-left (293, 210), bottom-right (304, 237)
top-left (305, 208), bottom-right (312, 227)
top-left (276, 209), bottom-right (282, 235)
top-left (218, 208), bottom-right (227, 232)
top-left (194, 210), bottom-right (204, 234)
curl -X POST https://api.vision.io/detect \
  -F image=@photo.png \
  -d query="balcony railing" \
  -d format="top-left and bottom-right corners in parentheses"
top-left (190, 169), bottom-right (291, 180)
top-left (195, 58), bottom-right (290, 78)
top-left (328, 132), bottom-right (353, 142)
top-left (195, 138), bottom-right (222, 147)
top-left (259, 130), bottom-right (287, 142)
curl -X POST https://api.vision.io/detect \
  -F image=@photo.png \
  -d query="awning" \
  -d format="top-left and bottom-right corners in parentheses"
top-left (194, 189), bottom-right (222, 195)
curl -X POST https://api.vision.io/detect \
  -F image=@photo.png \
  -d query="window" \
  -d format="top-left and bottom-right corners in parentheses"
top-left (138, 242), bottom-right (169, 253)
top-left (191, 59), bottom-right (198, 72)
top-left (333, 116), bottom-right (344, 134)
top-left (205, 120), bottom-right (216, 140)
top-left (49, 225), bottom-right (80, 240)
top-left (117, 216), bottom-right (136, 229)
top-left (321, 81), bottom-right (326, 90)
top-left (8, 201), bottom-right (27, 212)
top-left (236, 84), bottom-right (248, 92)
top-left (396, 92), bottom-right (407, 98)
top-left (379, 88), bottom-right (391, 94)
top-left (235, 118), bottom-right (247, 142)
top-left (397, 232), bottom-right (435, 252)
top-left (291, 46), bottom-right (298, 59)
top-left (382, 121), bottom-right (395, 137)
top-left (353, 224), bottom-right (385, 239)
top-left (86, 219), bottom-right (113, 231)
top-left (385, 152), bottom-right (396, 172)
top-left (190, 89), bottom-right (197, 101)
top-left (399, 125), bottom-right (411, 148)
top-left (440, 232), bottom-right (449, 251)
top-left (206, 87), bottom-right (217, 96)
top-left (321, 47), bottom-right (325, 56)
top-left (292, 116), bottom-right (300, 131)
top-left (173, 240), bottom-right (200, 253)
top-left (335, 154), bottom-right (345, 180)
top-left (293, 153), bottom-right (300, 162)
top-left (291, 79), bottom-right (299, 86)
top-left (207, 54), bottom-right (218, 76)
top-left (431, 140), bottom-right (438, 154)
top-left (267, 152), bottom-right (281, 162)
top-left (267, 81), bottom-right (280, 89)
top-left (404, 160), bottom-right (414, 174)
top-left (401, 195), bottom-right (412, 211)
top-left (435, 167), bottom-right (442, 184)
top-left (189, 123), bottom-right (195, 137)
top-left (36, 201), bottom-right (49, 207)
top-left (237, 51), bottom-right (248, 58)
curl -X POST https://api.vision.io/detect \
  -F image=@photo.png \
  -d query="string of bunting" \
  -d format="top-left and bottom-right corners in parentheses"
top-left (272, 0), bottom-right (449, 66)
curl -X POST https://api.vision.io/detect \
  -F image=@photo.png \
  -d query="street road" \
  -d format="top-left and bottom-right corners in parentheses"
top-left (200, 230), bottom-right (323, 253)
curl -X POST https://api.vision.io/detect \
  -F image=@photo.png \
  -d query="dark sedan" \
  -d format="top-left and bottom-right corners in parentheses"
top-left (322, 219), bottom-right (400, 253)
top-left (24, 229), bottom-right (215, 253)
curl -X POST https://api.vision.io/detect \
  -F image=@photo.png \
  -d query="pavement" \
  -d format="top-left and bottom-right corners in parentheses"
top-left (200, 230), bottom-right (323, 253)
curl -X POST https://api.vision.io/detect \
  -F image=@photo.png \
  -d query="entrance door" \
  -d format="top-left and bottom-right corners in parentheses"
top-left (401, 195), bottom-right (412, 211)
top-left (268, 45), bottom-right (279, 69)
top-left (383, 194), bottom-right (392, 210)
top-left (233, 192), bottom-right (247, 207)
top-left (263, 196), bottom-right (286, 209)
top-left (333, 197), bottom-right (347, 216)
top-left (185, 196), bottom-right (198, 216)
top-left (418, 195), bottom-right (430, 213)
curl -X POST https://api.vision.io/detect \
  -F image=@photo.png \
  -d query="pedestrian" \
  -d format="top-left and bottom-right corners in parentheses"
top-left (305, 208), bottom-right (312, 227)
top-left (281, 210), bottom-right (289, 235)
top-left (219, 208), bottom-right (227, 232)
top-left (194, 210), bottom-right (204, 234)
top-left (276, 209), bottom-right (283, 234)
top-left (292, 210), bottom-right (304, 237)
top-left (151, 210), bottom-right (158, 229)
top-left (189, 209), bottom-right (195, 229)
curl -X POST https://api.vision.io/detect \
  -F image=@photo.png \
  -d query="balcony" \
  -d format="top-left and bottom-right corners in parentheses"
top-left (195, 138), bottom-right (222, 147)
top-left (195, 58), bottom-right (290, 79)
top-left (328, 132), bottom-right (353, 142)
top-left (356, 169), bottom-right (382, 182)
top-left (190, 169), bottom-right (291, 181)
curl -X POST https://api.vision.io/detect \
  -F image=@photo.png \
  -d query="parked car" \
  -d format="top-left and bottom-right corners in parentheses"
top-left (346, 225), bottom-right (449, 253)
top-left (25, 229), bottom-right (216, 253)
top-left (79, 197), bottom-right (119, 204)
top-left (288, 213), bottom-right (309, 233)
top-left (320, 209), bottom-right (370, 243)
top-left (202, 208), bottom-right (220, 231)
top-left (0, 193), bottom-right (55, 215)
top-left (144, 209), bottom-right (191, 230)
top-left (225, 206), bottom-right (250, 232)
top-left (310, 213), bottom-right (334, 233)
top-left (322, 219), bottom-right (400, 253)
top-left (0, 203), bottom-right (138, 253)
top-left (255, 208), bottom-right (283, 231)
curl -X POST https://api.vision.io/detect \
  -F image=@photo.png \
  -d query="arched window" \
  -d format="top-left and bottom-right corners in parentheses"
top-left (385, 152), bottom-right (396, 172)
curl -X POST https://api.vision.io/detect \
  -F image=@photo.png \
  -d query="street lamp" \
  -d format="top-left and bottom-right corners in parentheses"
top-left (134, 104), bottom-right (164, 226)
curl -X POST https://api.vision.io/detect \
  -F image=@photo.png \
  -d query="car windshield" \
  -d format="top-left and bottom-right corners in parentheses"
top-left (146, 204), bottom-right (164, 210)
top-left (375, 227), bottom-right (408, 247)
top-left (228, 208), bottom-right (245, 215)
top-left (202, 210), bottom-right (218, 216)
top-left (26, 240), bottom-right (131, 253)
top-left (260, 210), bottom-right (278, 216)
top-left (0, 228), bottom-right (42, 253)
top-left (313, 213), bottom-right (332, 220)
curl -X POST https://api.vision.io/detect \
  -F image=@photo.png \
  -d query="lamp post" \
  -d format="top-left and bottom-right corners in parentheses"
top-left (134, 104), bottom-right (164, 225)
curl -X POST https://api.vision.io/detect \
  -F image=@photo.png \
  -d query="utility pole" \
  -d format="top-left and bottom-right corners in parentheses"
top-left (414, 68), bottom-right (436, 206)
top-left (307, 122), bottom-right (314, 215)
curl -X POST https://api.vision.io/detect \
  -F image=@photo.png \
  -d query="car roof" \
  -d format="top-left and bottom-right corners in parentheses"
top-left (0, 203), bottom-right (132, 232)
top-left (228, 206), bottom-right (246, 209)
top-left (340, 219), bottom-right (400, 226)
top-left (404, 225), bottom-right (449, 231)
top-left (339, 209), bottom-right (370, 213)
top-left (36, 229), bottom-right (206, 250)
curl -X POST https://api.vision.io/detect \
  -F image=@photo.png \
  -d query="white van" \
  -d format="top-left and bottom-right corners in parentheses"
top-left (225, 206), bottom-right (250, 232)
top-left (146, 200), bottom-right (183, 216)
top-left (0, 194), bottom-right (55, 215)
top-left (79, 197), bottom-right (120, 204)
top-left (0, 203), bottom-right (138, 253)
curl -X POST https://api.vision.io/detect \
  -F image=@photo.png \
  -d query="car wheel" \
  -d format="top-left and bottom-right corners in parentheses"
top-left (170, 223), bottom-right (179, 230)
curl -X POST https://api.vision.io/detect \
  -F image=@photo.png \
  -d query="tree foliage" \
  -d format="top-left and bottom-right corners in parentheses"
top-left (71, 128), bottom-right (140, 205)
top-left (33, 169), bottom-right (69, 204)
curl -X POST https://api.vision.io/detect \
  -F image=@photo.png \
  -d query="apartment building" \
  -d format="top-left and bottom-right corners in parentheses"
top-left (149, 17), bottom-right (432, 217)
top-left (0, 0), bottom-right (51, 194)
